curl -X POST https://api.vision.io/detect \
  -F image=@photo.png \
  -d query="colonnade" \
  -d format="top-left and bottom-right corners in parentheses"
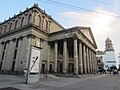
top-left (53, 38), bottom-right (97, 74)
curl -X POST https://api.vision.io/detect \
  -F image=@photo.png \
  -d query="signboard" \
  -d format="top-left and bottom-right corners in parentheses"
top-left (29, 47), bottom-right (40, 73)
top-left (26, 45), bottom-right (41, 84)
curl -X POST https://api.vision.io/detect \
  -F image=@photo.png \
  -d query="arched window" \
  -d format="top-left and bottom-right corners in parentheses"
top-left (45, 20), bottom-right (48, 30)
top-left (14, 20), bottom-right (18, 29)
top-left (28, 14), bottom-right (32, 24)
top-left (4, 25), bottom-right (7, 33)
top-left (9, 23), bottom-right (12, 31)
top-left (38, 15), bottom-right (41, 27)
top-left (21, 17), bottom-right (24, 27)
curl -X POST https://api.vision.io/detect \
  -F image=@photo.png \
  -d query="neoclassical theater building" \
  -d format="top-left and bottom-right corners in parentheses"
top-left (0, 4), bottom-right (97, 75)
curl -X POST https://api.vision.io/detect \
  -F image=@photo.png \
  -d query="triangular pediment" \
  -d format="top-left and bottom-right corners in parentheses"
top-left (77, 27), bottom-right (97, 48)
top-left (81, 28), bottom-right (93, 43)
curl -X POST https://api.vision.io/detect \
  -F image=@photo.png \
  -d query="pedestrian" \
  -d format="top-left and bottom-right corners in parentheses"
top-left (24, 69), bottom-right (28, 79)
top-left (113, 69), bottom-right (116, 76)
top-left (115, 69), bottom-right (117, 75)
top-left (44, 68), bottom-right (48, 79)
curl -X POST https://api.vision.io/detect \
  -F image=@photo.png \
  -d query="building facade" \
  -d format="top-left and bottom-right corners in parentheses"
top-left (96, 37), bottom-right (118, 71)
top-left (0, 4), bottom-right (97, 75)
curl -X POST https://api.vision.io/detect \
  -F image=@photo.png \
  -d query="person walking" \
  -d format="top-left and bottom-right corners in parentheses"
top-left (113, 69), bottom-right (115, 76)
top-left (24, 69), bottom-right (28, 79)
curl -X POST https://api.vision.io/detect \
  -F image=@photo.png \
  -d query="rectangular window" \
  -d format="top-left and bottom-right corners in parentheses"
top-left (0, 62), bottom-right (3, 70)
top-left (13, 49), bottom-right (17, 59)
top-left (106, 61), bottom-right (116, 63)
top-left (16, 39), bottom-right (19, 47)
top-left (2, 51), bottom-right (5, 60)
top-left (11, 61), bottom-right (15, 71)
top-left (4, 42), bottom-right (7, 50)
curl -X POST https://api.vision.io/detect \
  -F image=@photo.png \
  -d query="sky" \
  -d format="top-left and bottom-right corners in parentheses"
top-left (0, 0), bottom-right (120, 60)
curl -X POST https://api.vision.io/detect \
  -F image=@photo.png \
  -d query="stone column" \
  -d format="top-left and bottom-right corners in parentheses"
top-left (25, 13), bottom-right (28, 25)
top-left (32, 11), bottom-right (35, 24)
top-left (86, 47), bottom-right (90, 74)
top-left (47, 42), bottom-right (50, 73)
top-left (2, 41), bottom-right (10, 70)
top-left (79, 41), bottom-right (83, 74)
top-left (93, 52), bottom-right (97, 73)
top-left (54, 41), bottom-right (58, 73)
top-left (89, 49), bottom-right (92, 73)
top-left (83, 44), bottom-right (87, 74)
top-left (5, 40), bottom-right (16, 71)
top-left (42, 16), bottom-right (45, 28)
top-left (74, 38), bottom-right (78, 75)
top-left (21, 37), bottom-right (28, 70)
top-left (93, 51), bottom-right (96, 73)
top-left (95, 52), bottom-right (97, 72)
top-left (14, 37), bottom-right (24, 71)
top-left (91, 50), bottom-right (94, 73)
top-left (63, 39), bottom-right (67, 74)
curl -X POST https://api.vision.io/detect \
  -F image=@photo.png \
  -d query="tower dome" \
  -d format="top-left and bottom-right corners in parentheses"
top-left (105, 37), bottom-right (114, 51)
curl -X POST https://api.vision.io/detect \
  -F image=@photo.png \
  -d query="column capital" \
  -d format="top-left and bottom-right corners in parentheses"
top-left (27, 34), bottom-right (36, 39)
top-left (1, 41), bottom-right (4, 45)
top-left (19, 36), bottom-right (24, 40)
top-left (73, 33), bottom-right (78, 39)
top-left (12, 38), bottom-right (16, 42)
top-left (6, 40), bottom-right (10, 43)
top-left (64, 38), bottom-right (67, 41)
top-left (54, 40), bottom-right (58, 43)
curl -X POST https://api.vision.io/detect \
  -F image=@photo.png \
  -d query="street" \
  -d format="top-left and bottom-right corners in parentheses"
top-left (0, 74), bottom-right (120, 90)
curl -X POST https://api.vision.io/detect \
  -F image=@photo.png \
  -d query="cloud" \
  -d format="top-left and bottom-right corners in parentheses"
top-left (60, 8), bottom-right (120, 58)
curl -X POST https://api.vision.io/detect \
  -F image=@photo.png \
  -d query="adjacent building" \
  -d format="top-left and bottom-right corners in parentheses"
top-left (0, 4), bottom-right (97, 75)
top-left (96, 37), bottom-right (118, 71)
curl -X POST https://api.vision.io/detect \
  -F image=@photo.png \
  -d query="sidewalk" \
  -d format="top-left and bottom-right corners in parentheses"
top-left (0, 73), bottom-right (107, 90)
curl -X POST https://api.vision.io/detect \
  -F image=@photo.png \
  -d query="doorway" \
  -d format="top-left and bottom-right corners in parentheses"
top-left (49, 64), bottom-right (53, 73)
top-left (0, 62), bottom-right (3, 71)
top-left (68, 63), bottom-right (74, 73)
top-left (60, 63), bottom-right (63, 73)
top-left (11, 61), bottom-right (15, 71)
top-left (41, 64), bottom-right (45, 74)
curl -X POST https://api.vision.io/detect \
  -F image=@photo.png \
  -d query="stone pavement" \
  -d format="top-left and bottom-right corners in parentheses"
top-left (0, 73), bottom-right (107, 90)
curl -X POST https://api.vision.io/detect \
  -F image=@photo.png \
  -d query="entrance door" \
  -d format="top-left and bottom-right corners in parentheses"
top-left (0, 62), bottom-right (3, 71)
top-left (68, 63), bottom-right (74, 73)
top-left (49, 64), bottom-right (53, 73)
top-left (72, 64), bottom-right (74, 73)
top-left (41, 64), bottom-right (45, 74)
top-left (60, 63), bottom-right (63, 73)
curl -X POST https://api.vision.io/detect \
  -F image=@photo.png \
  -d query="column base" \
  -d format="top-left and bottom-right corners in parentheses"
top-left (73, 73), bottom-right (79, 75)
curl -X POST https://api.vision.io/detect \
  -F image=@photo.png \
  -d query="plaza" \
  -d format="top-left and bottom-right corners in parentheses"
top-left (0, 74), bottom-right (120, 90)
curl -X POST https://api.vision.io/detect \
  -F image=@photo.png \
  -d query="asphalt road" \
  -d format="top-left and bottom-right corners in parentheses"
top-left (0, 74), bottom-right (120, 90)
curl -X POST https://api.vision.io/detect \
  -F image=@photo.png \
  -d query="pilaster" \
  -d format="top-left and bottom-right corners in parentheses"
top-left (2, 41), bottom-right (10, 70)
top-left (47, 42), bottom-right (50, 73)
